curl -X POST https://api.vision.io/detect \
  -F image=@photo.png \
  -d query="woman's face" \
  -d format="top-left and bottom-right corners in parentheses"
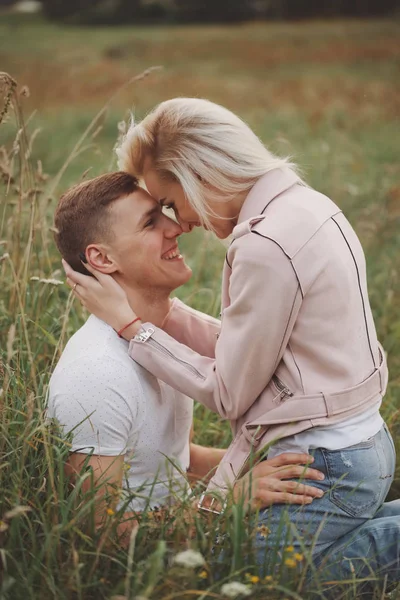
top-left (143, 165), bottom-right (235, 239)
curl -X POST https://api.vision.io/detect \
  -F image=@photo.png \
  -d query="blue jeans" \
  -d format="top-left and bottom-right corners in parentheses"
top-left (255, 424), bottom-right (399, 592)
top-left (311, 499), bottom-right (400, 596)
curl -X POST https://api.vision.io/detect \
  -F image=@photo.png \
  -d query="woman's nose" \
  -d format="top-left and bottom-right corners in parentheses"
top-left (179, 220), bottom-right (194, 233)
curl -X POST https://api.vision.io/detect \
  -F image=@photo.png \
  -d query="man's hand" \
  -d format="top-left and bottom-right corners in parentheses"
top-left (233, 452), bottom-right (325, 510)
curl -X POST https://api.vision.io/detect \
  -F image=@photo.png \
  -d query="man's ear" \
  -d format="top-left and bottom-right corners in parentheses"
top-left (86, 244), bottom-right (118, 274)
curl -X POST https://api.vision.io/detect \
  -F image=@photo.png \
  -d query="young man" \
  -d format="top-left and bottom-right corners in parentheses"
top-left (48, 172), bottom-right (328, 533)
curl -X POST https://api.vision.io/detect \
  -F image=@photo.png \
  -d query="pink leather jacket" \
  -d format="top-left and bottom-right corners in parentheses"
top-left (129, 168), bottom-right (388, 495)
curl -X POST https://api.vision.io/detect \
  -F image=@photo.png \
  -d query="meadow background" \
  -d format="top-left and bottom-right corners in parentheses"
top-left (0, 10), bottom-right (400, 600)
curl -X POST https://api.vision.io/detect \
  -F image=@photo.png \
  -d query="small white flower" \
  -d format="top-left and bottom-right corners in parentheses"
top-left (173, 549), bottom-right (205, 568)
top-left (221, 581), bottom-right (252, 598)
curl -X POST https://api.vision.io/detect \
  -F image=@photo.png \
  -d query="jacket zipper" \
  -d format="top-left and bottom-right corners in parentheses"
top-left (135, 328), bottom-right (206, 380)
top-left (272, 375), bottom-right (294, 398)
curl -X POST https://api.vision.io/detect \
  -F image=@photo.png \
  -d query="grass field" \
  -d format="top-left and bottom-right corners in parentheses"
top-left (1, 13), bottom-right (400, 600)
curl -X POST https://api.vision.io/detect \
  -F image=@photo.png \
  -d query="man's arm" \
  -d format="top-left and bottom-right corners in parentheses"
top-left (187, 424), bottom-right (226, 484)
top-left (188, 443), bottom-right (226, 483)
top-left (66, 452), bottom-right (139, 541)
top-left (49, 355), bottom-right (144, 542)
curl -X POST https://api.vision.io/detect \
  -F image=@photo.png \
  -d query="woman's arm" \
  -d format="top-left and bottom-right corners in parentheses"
top-left (63, 234), bottom-right (301, 420)
top-left (129, 235), bottom-right (301, 419)
top-left (162, 298), bottom-right (221, 359)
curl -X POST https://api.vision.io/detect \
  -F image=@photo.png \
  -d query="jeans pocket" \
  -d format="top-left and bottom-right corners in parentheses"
top-left (323, 436), bottom-right (385, 519)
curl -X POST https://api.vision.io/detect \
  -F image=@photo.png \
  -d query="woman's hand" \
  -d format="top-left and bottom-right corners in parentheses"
top-left (234, 453), bottom-right (325, 510)
top-left (62, 259), bottom-right (138, 337)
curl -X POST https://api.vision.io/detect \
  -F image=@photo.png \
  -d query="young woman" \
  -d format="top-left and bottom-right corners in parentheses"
top-left (63, 98), bottom-right (399, 589)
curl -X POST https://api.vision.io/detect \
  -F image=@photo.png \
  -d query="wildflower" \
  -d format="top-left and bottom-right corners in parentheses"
top-left (285, 545), bottom-right (294, 553)
top-left (199, 570), bottom-right (208, 579)
top-left (173, 549), bottom-right (205, 568)
top-left (256, 524), bottom-right (271, 538)
top-left (284, 557), bottom-right (297, 568)
top-left (221, 581), bottom-right (251, 598)
top-left (106, 508), bottom-right (115, 516)
top-left (0, 520), bottom-right (8, 532)
top-left (245, 573), bottom-right (260, 584)
top-left (294, 553), bottom-right (303, 562)
top-left (263, 575), bottom-right (273, 583)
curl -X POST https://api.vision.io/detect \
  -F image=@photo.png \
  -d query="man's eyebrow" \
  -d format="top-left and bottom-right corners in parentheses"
top-left (139, 205), bottom-right (161, 226)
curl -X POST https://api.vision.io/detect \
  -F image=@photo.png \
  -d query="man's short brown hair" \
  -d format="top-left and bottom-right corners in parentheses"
top-left (54, 171), bottom-right (139, 274)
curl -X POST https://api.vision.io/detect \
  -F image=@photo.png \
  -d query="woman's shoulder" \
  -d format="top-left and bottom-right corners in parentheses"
top-left (231, 185), bottom-right (342, 261)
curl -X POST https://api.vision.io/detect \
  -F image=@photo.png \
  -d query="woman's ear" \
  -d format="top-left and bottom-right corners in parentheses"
top-left (86, 244), bottom-right (118, 274)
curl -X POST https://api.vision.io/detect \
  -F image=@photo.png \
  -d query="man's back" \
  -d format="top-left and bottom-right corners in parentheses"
top-left (48, 315), bottom-right (193, 511)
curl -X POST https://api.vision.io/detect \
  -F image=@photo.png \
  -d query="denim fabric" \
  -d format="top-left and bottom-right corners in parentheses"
top-left (255, 424), bottom-right (397, 585)
top-left (310, 499), bottom-right (400, 596)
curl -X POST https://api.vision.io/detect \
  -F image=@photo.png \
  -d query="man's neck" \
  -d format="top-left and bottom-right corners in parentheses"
top-left (117, 279), bottom-right (172, 328)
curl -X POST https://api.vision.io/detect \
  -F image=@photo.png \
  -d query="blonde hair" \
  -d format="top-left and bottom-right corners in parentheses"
top-left (116, 98), bottom-right (300, 230)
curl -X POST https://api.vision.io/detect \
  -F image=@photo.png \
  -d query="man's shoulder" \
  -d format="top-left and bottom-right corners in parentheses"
top-left (50, 315), bottom-right (144, 391)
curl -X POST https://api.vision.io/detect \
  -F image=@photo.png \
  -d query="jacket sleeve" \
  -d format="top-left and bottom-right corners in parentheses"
top-left (129, 233), bottom-right (302, 420)
top-left (162, 298), bottom-right (221, 359)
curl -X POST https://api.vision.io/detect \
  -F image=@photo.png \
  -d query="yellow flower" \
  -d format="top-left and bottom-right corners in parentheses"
top-left (263, 575), bottom-right (273, 583)
top-left (199, 570), bottom-right (208, 579)
top-left (106, 508), bottom-right (115, 516)
top-left (284, 557), bottom-right (297, 568)
top-left (294, 553), bottom-right (304, 562)
top-left (0, 520), bottom-right (8, 532)
top-left (285, 545), bottom-right (294, 553)
top-left (256, 524), bottom-right (271, 539)
top-left (245, 573), bottom-right (260, 584)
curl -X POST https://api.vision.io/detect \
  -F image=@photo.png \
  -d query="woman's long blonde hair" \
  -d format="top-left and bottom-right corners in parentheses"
top-left (116, 98), bottom-right (299, 230)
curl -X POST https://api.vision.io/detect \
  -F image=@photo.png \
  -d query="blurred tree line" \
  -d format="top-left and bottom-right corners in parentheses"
top-left (5, 0), bottom-right (400, 22)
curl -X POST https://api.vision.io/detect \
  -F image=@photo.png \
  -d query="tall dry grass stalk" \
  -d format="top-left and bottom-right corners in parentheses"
top-left (0, 66), bottom-right (161, 402)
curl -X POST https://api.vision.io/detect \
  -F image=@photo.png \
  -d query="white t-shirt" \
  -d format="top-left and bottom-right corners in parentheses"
top-left (268, 406), bottom-right (383, 458)
top-left (47, 315), bottom-right (193, 512)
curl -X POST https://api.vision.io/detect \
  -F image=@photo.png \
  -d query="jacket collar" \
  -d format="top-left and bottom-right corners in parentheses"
top-left (237, 168), bottom-right (301, 224)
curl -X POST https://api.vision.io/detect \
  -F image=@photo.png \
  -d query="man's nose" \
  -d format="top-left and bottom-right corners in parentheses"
top-left (164, 218), bottom-right (184, 238)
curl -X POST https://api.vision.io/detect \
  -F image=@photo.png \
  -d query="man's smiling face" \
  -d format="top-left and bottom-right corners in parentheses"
top-left (87, 187), bottom-right (192, 294)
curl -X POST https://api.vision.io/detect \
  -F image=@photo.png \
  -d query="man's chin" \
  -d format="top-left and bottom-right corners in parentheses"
top-left (166, 265), bottom-right (192, 292)
top-left (175, 265), bottom-right (192, 287)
